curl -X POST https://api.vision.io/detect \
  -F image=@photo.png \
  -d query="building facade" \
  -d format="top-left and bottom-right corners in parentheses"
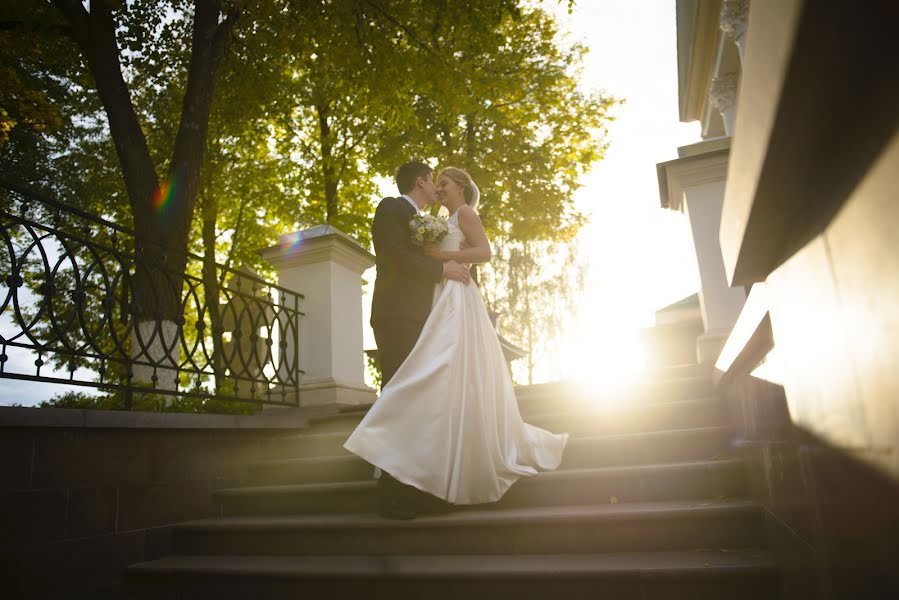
top-left (660, 1), bottom-right (899, 598)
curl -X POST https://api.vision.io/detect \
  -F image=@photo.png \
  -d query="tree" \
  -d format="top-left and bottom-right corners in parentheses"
top-left (3, 0), bottom-right (616, 392)
top-left (361, 3), bottom-right (616, 379)
top-left (366, 3), bottom-right (614, 239)
top-left (268, 0), bottom-right (389, 245)
top-left (483, 237), bottom-right (585, 384)
top-left (47, 0), bottom-right (240, 323)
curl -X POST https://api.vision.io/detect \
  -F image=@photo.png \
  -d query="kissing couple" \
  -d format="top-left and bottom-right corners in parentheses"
top-left (344, 161), bottom-right (568, 519)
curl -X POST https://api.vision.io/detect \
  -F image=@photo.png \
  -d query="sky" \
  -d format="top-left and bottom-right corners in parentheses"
top-left (1, 0), bottom-right (702, 405)
top-left (520, 0), bottom-right (702, 382)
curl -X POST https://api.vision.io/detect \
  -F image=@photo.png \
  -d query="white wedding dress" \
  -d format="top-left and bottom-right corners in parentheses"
top-left (344, 210), bottom-right (568, 505)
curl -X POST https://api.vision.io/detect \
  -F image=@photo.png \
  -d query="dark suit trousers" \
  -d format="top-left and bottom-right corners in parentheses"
top-left (372, 318), bottom-right (427, 388)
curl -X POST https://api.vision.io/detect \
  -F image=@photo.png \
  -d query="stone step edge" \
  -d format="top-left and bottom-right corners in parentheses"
top-left (519, 397), bottom-right (723, 420)
top-left (286, 397), bottom-right (730, 440)
top-left (336, 392), bottom-right (720, 420)
top-left (514, 373), bottom-right (714, 394)
top-left (126, 549), bottom-right (776, 579)
top-left (176, 498), bottom-right (759, 532)
top-left (214, 458), bottom-right (745, 498)
top-left (253, 425), bottom-right (735, 466)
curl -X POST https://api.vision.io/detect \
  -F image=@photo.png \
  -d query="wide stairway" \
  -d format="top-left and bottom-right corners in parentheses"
top-left (125, 367), bottom-right (779, 599)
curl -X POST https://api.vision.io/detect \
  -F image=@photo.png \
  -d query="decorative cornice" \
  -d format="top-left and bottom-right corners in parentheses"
top-left (720, 0), bottom-right (749, 41)
top-left (710, 72), bottom-right (740, 114)
top-left (656, 147), bottom-right (730, 211)
top-left (678, 0), bottom-right (725, 123)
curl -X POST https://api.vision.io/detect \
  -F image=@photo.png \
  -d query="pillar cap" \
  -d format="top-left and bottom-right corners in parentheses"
top-left (260, 224), bottom-right (375, 273)
top-left (656, 143), bottom-right (730, 211)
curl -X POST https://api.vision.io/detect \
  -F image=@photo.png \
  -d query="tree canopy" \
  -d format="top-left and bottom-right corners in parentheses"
top-left (1, 0), bottom-right (617, 383)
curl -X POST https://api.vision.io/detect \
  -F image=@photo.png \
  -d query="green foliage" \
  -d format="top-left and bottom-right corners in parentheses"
top-left (366, 350), bottom-right (383, 391)
top-left (0, 2), bottom-right (89, 190)
top-left (42, 386), bottom-right (258, 415)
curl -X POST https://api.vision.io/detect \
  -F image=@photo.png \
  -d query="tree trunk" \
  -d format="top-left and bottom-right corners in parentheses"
top-left (464, 113), bottom-right (480, 285)
top-left (201, 196), bottom-right (225, 393)
top-left (317, 103), bottom-right (339, 223)
top-left (523, 242), bottom-right (534, 385)
top-left (219, 198), bottom-right (247, 287)
top-left (51, 0), bottom-right (157, 233)
top-left (52, 0), bottom-right (238, 390)
top-left (464, 113), bottom-right (477, 161)
top-left (53, 0), bottom-right (237, 319)
top-left (158, 0), bottom-right (236, 317)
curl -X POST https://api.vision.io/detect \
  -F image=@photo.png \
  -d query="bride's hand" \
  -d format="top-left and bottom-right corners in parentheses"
top-left (423, 244), bottom-right (445, 260)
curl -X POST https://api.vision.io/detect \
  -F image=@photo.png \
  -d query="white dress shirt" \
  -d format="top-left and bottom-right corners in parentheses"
top-left (400, 194), bottom-right (420, 213)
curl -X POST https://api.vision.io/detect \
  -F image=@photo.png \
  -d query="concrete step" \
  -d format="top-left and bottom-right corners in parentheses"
top-left (260, 430), bottom-right (355, 460)
top-left (261, 397), bottom-right (731, 460)
top-left (125, 549), bottom-right (779, 600)
top-left (250, 453), bottom-right (374, 485)
top-left (303, 388), bottom-right (720, 437)
top-left (248, 425), bottom-right (736, 486)
top-left (214, 458), bottom-right (747, 517)
top-left (300, 410), bottom-right (370, 435)
top-left (173, 499), bottom-right (764, 556)
top-left (514, 375), bottom-right (716, 414)
top-left (524, 398), bottom-right (728, 438)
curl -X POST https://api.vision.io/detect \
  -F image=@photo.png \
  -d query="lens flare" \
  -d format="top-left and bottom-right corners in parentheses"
top-left (152, 177), bottom-right (176, 215)
top-left (280, 231), bottom-right (306, 253)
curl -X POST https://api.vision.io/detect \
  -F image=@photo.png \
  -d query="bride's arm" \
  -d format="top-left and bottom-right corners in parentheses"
top-left (427, 205), bottom-right (492, 264)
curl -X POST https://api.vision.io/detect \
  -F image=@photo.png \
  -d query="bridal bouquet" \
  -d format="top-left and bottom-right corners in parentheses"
top-left (409, 213), bottom-right (449, 246)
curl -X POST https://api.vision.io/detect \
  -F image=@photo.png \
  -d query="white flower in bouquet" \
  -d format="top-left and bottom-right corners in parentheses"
top-left (409, 213), bottom-right (449, 246)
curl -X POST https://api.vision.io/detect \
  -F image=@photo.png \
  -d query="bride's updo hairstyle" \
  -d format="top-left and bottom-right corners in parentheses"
top-left (439, 167), bottom-right (479, 210)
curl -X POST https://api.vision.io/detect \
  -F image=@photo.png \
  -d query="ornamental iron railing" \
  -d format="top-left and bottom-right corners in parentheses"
top-left (0, 181), bottom-right (303, 408)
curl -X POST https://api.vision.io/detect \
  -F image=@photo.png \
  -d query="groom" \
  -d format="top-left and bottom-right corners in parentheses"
top-left (370, 161), bottom-right (470, 519)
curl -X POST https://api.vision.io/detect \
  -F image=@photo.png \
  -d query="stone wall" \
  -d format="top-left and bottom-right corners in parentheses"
top-left (722, 369), bottom-right (899, 599)
top-left (0, 406), bottom-right (309, 598)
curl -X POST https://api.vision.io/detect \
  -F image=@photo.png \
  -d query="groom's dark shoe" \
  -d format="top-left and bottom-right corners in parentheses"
top-left (379, 495), bottom-right (417, 520)
top-left (410, 487), bottom-right (454, 515)
top-left (377, 473), bottom-right (416, 520)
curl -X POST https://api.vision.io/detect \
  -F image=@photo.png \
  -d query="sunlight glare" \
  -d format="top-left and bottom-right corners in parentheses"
top-left (561, 315), bottom-right (648, 408)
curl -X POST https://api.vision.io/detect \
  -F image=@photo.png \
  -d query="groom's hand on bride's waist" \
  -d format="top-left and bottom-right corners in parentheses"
top-left (443, 260), bottom-right (471, 284)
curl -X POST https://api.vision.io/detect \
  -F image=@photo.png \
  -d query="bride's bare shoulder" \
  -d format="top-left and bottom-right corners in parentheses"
top-left (457, 204), bottom-right (482, 224)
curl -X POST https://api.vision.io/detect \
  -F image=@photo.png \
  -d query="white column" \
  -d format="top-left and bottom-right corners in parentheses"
top-left (260, 225), bottom-right (377, 409)
top-left (658, 142), bottom-right (747, 365)
top-left (720, 0), bottom-right (750, 62)
top-left (709, 72), bottom-right (739, 137)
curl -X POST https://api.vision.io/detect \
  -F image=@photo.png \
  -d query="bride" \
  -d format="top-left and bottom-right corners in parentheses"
top-left (343, 167), bottom-right (568, 510)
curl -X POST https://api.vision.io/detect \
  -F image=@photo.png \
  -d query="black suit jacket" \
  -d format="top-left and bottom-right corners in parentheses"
top-left (370, 196), bottom-right (444, 325)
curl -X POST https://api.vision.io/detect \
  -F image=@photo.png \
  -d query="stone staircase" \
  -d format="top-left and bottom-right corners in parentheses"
top-left (124, 367), bottom-right (780, 599)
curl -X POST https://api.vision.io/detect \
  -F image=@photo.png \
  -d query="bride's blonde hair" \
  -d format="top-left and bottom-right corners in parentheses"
top-left (439, 167), bottom-right (477, 207)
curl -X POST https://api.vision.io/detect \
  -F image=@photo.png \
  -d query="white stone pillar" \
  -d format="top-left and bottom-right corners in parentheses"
top-left (658, 141), bottom-right (747, 365)
top-left (720, 0), bottom-right (750, 62)
top-left (260, 225), bottom-right (377, 409)
top-left (130, 320), bottom-right (180, 393)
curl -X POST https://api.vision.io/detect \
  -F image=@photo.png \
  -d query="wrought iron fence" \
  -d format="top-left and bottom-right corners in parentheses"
top-left (0, 180), bottom-right (304, 408)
